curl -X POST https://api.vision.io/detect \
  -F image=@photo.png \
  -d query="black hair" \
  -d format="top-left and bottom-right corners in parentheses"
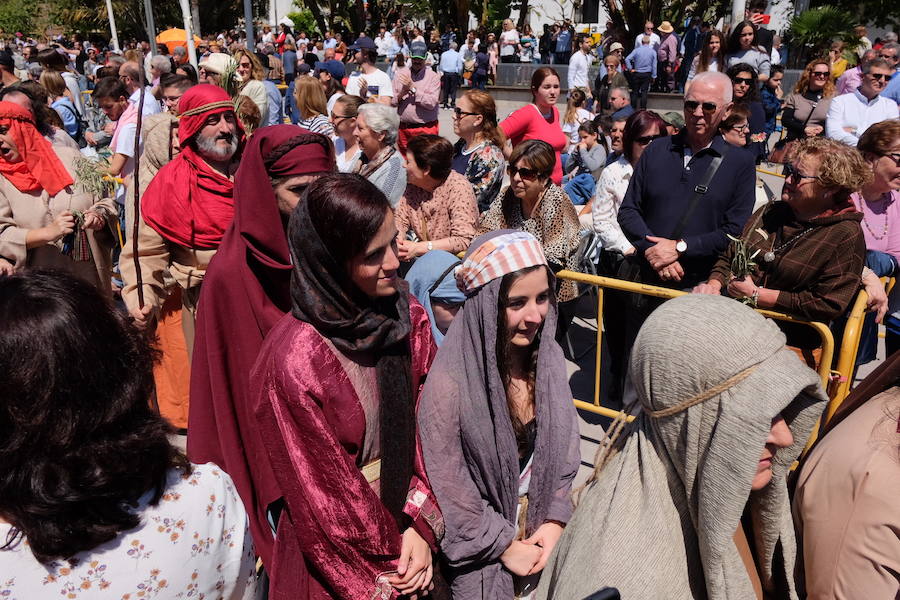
top-left (176, 63), bottom-right (199, 85)
top-left (726, 62), bottom-right (761, 103)
top-left (92, 75), bottom-right (128, 101)
top-left (0, 270), bottom-right (188, 563)
top-left (160, 73), bottom-right (194, 93)
top-left (727, 20), bottom-right (760, 55)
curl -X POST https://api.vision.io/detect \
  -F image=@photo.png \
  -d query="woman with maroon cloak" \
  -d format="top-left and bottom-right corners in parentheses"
top-left (249, 173), bottom-right (445, 599)
top-left (188, 126), bottom-right (336, 571)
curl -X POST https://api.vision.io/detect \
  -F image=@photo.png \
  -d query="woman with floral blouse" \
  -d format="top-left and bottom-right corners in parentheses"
top-left (451, 90), bottom-right (507, 212)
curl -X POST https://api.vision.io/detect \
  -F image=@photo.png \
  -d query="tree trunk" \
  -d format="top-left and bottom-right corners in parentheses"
top-left (302, 0), bottom-right (329, 36)
top-left (191, 0), bottom-right (201, 36)
top-left (517, 0), bottom-right (530, 29)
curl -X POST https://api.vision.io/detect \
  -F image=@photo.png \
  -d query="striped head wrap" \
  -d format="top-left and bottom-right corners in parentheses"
top-left (456, 230), bottom-right (548, 295)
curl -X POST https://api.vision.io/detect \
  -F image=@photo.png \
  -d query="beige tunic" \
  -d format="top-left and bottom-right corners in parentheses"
top-left (793, 388), bottom-right (900, 599)
top-left (0, 146), bottom-right (116, 293)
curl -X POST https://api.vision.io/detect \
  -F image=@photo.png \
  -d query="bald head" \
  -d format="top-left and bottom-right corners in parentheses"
top-left (689, 71), bottom-right (733, 104)
top-left (684, 71), bottom-right (733, 148)
top-left (120, 61), bottom-right (143, 94)
top-left (324, 48), bottom-right (335, 60)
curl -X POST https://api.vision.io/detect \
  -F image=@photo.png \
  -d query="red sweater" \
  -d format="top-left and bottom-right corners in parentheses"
top-left (500, 104), bottom-right (568, 184)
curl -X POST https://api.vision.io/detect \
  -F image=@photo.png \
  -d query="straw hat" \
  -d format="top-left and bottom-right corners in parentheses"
top-left (658, 21), bottom-right (674, 33)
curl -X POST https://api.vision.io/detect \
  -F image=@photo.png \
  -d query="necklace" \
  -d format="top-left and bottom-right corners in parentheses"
top-left (861, 193), bottom-right (891, 240)
top-left (763, 227), bottom-right (815, 263)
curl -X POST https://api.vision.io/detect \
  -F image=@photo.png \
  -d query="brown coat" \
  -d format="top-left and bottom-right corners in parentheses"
top-left (793, 388), bottom-right (900, 599)
top-left (0, 146), bottom-right (116, 293)
top-left (708, 201), bottom-right (865, 346)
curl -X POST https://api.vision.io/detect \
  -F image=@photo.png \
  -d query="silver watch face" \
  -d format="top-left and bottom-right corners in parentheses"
top-left (676, 241), bottom-right (687, 252)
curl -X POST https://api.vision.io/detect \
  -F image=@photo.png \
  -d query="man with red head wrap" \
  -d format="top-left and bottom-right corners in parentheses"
top-left (189, 124), bottom-right (336, 573)
top-left (120, 84), bottom-right (244, 355)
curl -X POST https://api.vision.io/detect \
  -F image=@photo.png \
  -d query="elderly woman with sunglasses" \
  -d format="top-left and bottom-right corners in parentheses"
top-left (478, 140), bottom-right (581, 302)
top-left (694, 137), bottom-right (872, 359)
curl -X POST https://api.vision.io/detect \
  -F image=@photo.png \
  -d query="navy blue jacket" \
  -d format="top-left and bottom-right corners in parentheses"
top-left (618, 132), bottom-right (756, 284)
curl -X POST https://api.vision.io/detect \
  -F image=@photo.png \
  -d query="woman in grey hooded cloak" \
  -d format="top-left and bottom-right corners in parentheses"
top-left (418, 230), bottom-right (580, 598)
top-left (536, 294), bottom-right (827, 600)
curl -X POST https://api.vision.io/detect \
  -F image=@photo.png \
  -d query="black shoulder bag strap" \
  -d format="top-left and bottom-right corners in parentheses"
top-left (670, 145), bottom-right (729, 240)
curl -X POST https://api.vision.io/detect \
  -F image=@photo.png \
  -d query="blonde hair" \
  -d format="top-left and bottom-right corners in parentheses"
top-left (462, 89), bottom-right (506, 148)
top-left (294, 76), bottom-right (328, 120)
top-left (232, 49), bottom-right (265, 82)
top-left (794, 137), bottom-right (873, 201)
top-left (39, 70), bottom-right (67, 99)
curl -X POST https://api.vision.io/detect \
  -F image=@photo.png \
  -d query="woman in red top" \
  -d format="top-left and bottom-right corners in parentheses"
top-left (500, 67), bottom-right (568, 185)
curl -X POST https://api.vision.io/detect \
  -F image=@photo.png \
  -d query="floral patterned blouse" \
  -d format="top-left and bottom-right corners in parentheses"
top-left (0, 463), bottom-right (256, 600)
top-left (452, 139), bottom-right (506, 213)
top-left (395, 170), bottom-right (480, 254)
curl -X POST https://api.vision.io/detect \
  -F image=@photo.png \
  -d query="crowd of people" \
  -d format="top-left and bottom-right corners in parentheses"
top-left (0, 8), bottom-right (898, 600)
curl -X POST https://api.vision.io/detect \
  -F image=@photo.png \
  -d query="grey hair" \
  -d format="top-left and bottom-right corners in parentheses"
top-left (688, 70), bottom-right (733, 103)
top-left (610, 86), bottom-right (630, 100)
top-left (882, 41), bottom-right (900, 54)
top-left (883, 32), bottom-right (898, 43)
top-left (358, 103), bottom-right (400, 146)
top-left (860, 48), bottom-right (878, 64)
top-left (450, 42), bottom-right (458, 50)
top-left (862, 58), bottom-right (893, 74)
top-left (642, 35), bottom-right (651, 44)
top-left (173, 46), bottom-right (186, 57)
top-left (149, 55), bottom-right (172, 73)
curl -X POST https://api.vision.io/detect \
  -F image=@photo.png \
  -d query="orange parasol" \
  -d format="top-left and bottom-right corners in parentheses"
top-left (156, 28), bottom-right (202, 52)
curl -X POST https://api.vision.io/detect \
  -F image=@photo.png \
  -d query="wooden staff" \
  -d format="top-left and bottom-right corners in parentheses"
top-left (132, 77), bottom-right (146, 308)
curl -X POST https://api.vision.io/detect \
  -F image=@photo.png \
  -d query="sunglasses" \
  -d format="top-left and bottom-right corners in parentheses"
top-left (507, 165), bottom-right (541, 180)
top-left (880, 152), bottom-right (900, 167)
top-left (731, 76), bottom-right (753, 85)
top-left (867, 73), bottom-right (889, 81)
top-left (784, 164), bottom-right (818, 182)
top-left (453, 107), bottom-right (479, 119)
top-left (729, 123), bottom-right (751, 133)
top-left (810, 70), bottom-right (829, 78)
top-left (635, 133), bottom-right (666, 146)
top-left (684, 100), bottom-right (718, 113)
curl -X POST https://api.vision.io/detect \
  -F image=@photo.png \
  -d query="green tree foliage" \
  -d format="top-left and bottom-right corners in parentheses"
top-left (787, 6), bottom-right (858, 62)
top-left (284, 8), bottom-right (319, 36)
top-left (0, 0), bottom-right (34, 35)
top-left (810, 0), bottom-right (899, 29)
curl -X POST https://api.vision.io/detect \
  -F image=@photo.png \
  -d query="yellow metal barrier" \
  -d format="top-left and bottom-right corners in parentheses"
top-left (555, 270), bottom-right (878, 457)
top-left (554, 269), bottom-right (836, 401)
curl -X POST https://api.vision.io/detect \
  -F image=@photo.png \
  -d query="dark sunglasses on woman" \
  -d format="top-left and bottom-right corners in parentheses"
top-left (507, 165), bottom-right (540, 180)
top-left (635, 134), bottom-right (666, 146)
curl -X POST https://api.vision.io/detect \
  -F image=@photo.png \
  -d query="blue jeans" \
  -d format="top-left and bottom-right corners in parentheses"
top-left (564, 173), bottom-right (595, 205)
top-left (834, 250), bottom-right (898, 365)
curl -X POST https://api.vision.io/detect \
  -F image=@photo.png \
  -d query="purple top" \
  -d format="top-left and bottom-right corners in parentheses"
top-left (852, 190), bottom-right (900, 262)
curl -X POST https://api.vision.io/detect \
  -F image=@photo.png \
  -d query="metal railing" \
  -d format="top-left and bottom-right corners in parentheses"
top-left (554, 270), bottom-right (872, 440)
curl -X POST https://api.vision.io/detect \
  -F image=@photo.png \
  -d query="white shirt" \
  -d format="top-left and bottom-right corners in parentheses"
top-left (0, 464), bottom-right (256, 600)
top-left (592, 155), bottom-right (635, 254)
top-left (129, 87), bottom-right (162, 116)
top-left (826, 89), bottom-right (900, 147)
top-left (635, 31), bottom-right (661, 52)
top-left (499, 30), bottom-right (519, 56)
top-left (345, 67), bottom-right (394, 99)
top-left (568, 50), bottom-right (591, 89)
top-left (332, 135), bottom-right (362, 173)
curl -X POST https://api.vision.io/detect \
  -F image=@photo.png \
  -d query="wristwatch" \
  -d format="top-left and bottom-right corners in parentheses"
top-left (675, 239), bottom-right (687, 253)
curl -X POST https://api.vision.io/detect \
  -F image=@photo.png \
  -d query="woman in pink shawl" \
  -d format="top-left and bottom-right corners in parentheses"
top-left (249, 173), bottom-right (446, 599)
top-left (418, 230), bottom-right (580, 597)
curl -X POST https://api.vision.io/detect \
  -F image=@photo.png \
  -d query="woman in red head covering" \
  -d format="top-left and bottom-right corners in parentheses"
top-left (0, 101), bottom-right (116, 292)
top-left (189, 125), bottom-right (336, 572)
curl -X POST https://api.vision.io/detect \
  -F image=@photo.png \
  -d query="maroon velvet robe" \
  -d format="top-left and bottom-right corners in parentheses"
top-left (251, 298), bottom-right (443, 600)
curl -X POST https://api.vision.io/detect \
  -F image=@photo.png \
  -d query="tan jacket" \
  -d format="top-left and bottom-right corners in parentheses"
top-left (0, 146), bottom-right (116, 293)
top-left (794, 388), bottom-right (900, 599)
top-left (119, 213), bottom-right (217, 312)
